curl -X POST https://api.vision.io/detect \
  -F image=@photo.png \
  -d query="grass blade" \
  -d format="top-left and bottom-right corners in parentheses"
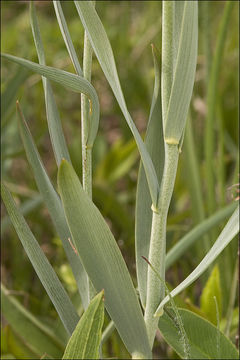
top-left (1, 53), bottom-right (99, 148)
top-left (16, 102), bottom-right (89, 310)
top-left (1, 284), bottom-right (64, 359)
top-left (135, 45), bottom-right (164, 308)
top-left (155, 206), bottom-right (239, 315)
top-left (58, 160), bottom-right (151, 358)
top-left (165, 202), bottom-right (237, 269)
top-left (164, 1), bottom-right (198, 144)
top-left (30, 1), bottom-right (71, 165)
top-left (74, 0), bottom-right (159, 208)
top-left (53, 0), bottom-right (82, 76)
top-left (63, 291), bottom-right (104, 359)
top-left (1, 183), bottom-right (79, 335)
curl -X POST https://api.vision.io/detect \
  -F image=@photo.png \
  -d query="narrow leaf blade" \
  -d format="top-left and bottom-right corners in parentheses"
top-left (16, 102), bottom-right (89, 310)
top-left (63, 291), bottom-right (104, 359)
top-left (58, 160), bottom-right (151, 358)
top-left (53, 0), bottom-right (82, 76)
top-left (1, 183), bottom-right (79, 335)
top-left (156, 206), bottom-right (239, 314)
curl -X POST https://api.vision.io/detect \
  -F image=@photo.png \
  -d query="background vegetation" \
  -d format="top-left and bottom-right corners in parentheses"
top-left (1, 1), bottom-right (239, 358)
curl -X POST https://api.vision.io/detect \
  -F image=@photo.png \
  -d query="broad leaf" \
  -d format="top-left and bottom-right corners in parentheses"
top-left (16, 102), bottom-right (89, 310)
top-left (74, 1), bottom-right (159, 208)
top-left (159, 308), bottom-right (239, 359)
top-left (155, 206), bottom-right (239, 314)
top-left (30, 1), bottom-right (71, 165)
top-left (135, 45), bottom-right (164, 308)
top-left (1, 53), bottom-right (99, 148)
top-left (1, 284), bottom-right (64, 359)
top-left (164, 2), bottom-right (198, 144)
top-left (1, 183), bottom-right (79, 335)
top-left (63, 291), bottom-right (104, 359)
top-left (58, 160), bottom-right (151, 358)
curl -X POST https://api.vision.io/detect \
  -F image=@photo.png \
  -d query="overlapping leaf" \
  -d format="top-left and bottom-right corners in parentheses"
top-left (58, 160), bottom-right (151, 358)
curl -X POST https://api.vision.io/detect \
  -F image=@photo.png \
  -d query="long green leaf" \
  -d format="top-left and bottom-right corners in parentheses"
top-left (155, 206), bottom-right (239, 315)
top-left (164, 1), bottom-right (198, 144)
top-left (135, 45), bottom-right (164, 308)
top-left (1, 53), bottom-right (99, 148)
top-left (165, 202), bottom-right (237, 269)
top-left (159, 308), bottom-right (239, 359)
top-left (63, 291), bottom-right (104, 359)
top-left (30, 1), bottom-right (71, 165)
top-left (16, 102), bottom-right (89, 310)
top-left (74, 1), bottom-right (159, 208)
top-left (1, 284), bottom-right (64, 359)
top-left (58, 160), bottom-right (151, 358)
top-left (53, 0), bottom-right (82, 76)
top-left (1, 183), bottom-right (79, 335)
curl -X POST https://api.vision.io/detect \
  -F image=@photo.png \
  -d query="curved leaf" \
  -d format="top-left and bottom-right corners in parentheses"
top-left (58, 160), bottom-right (151, 358)
top-left (156, 206), bottom-right (239, 314)
top-left (74, 1), bottom-right (159, 208)
top-left (1, 53), bottom-right (99, 148)
top-left (63, 291), bottom-right (104, 359)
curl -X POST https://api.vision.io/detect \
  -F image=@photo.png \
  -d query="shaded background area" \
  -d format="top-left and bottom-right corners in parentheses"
top-left (1, 1), bottom-right (239, 358)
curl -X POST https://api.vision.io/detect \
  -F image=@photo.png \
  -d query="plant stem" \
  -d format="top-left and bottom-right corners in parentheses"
top-left (81, 1), bottom-right (96, 302)
top-left (224, 258), bottom-right (238, 337)
top-left (144, 144), bottom-right (179, 347)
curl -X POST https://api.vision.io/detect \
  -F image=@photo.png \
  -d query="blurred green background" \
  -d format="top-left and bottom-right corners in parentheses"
top-left (1, 1), bottom-right (239, 359)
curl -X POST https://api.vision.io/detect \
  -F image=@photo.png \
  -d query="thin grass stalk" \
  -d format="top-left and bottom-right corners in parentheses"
top-left (144, 143), bottom-right (179, 347)
top-left (185, 116), bottom-right (210, 254)
top-left (216, 104), bottom-right (225, 206)
top-left (81, 0), bottom-right (96, 302)
top-left (204, 1), bottom-right (234, 224)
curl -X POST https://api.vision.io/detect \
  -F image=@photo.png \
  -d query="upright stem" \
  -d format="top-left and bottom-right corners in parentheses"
top-left (81, 1), bottom-right (95, 302)
top-left (144, 144), bottom-right (179, 347)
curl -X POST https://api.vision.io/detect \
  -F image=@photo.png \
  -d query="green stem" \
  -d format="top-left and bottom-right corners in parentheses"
top-left (81, 1), bottom-right (96, 302)
top-left (144, 144), bottom-right (179, 347)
